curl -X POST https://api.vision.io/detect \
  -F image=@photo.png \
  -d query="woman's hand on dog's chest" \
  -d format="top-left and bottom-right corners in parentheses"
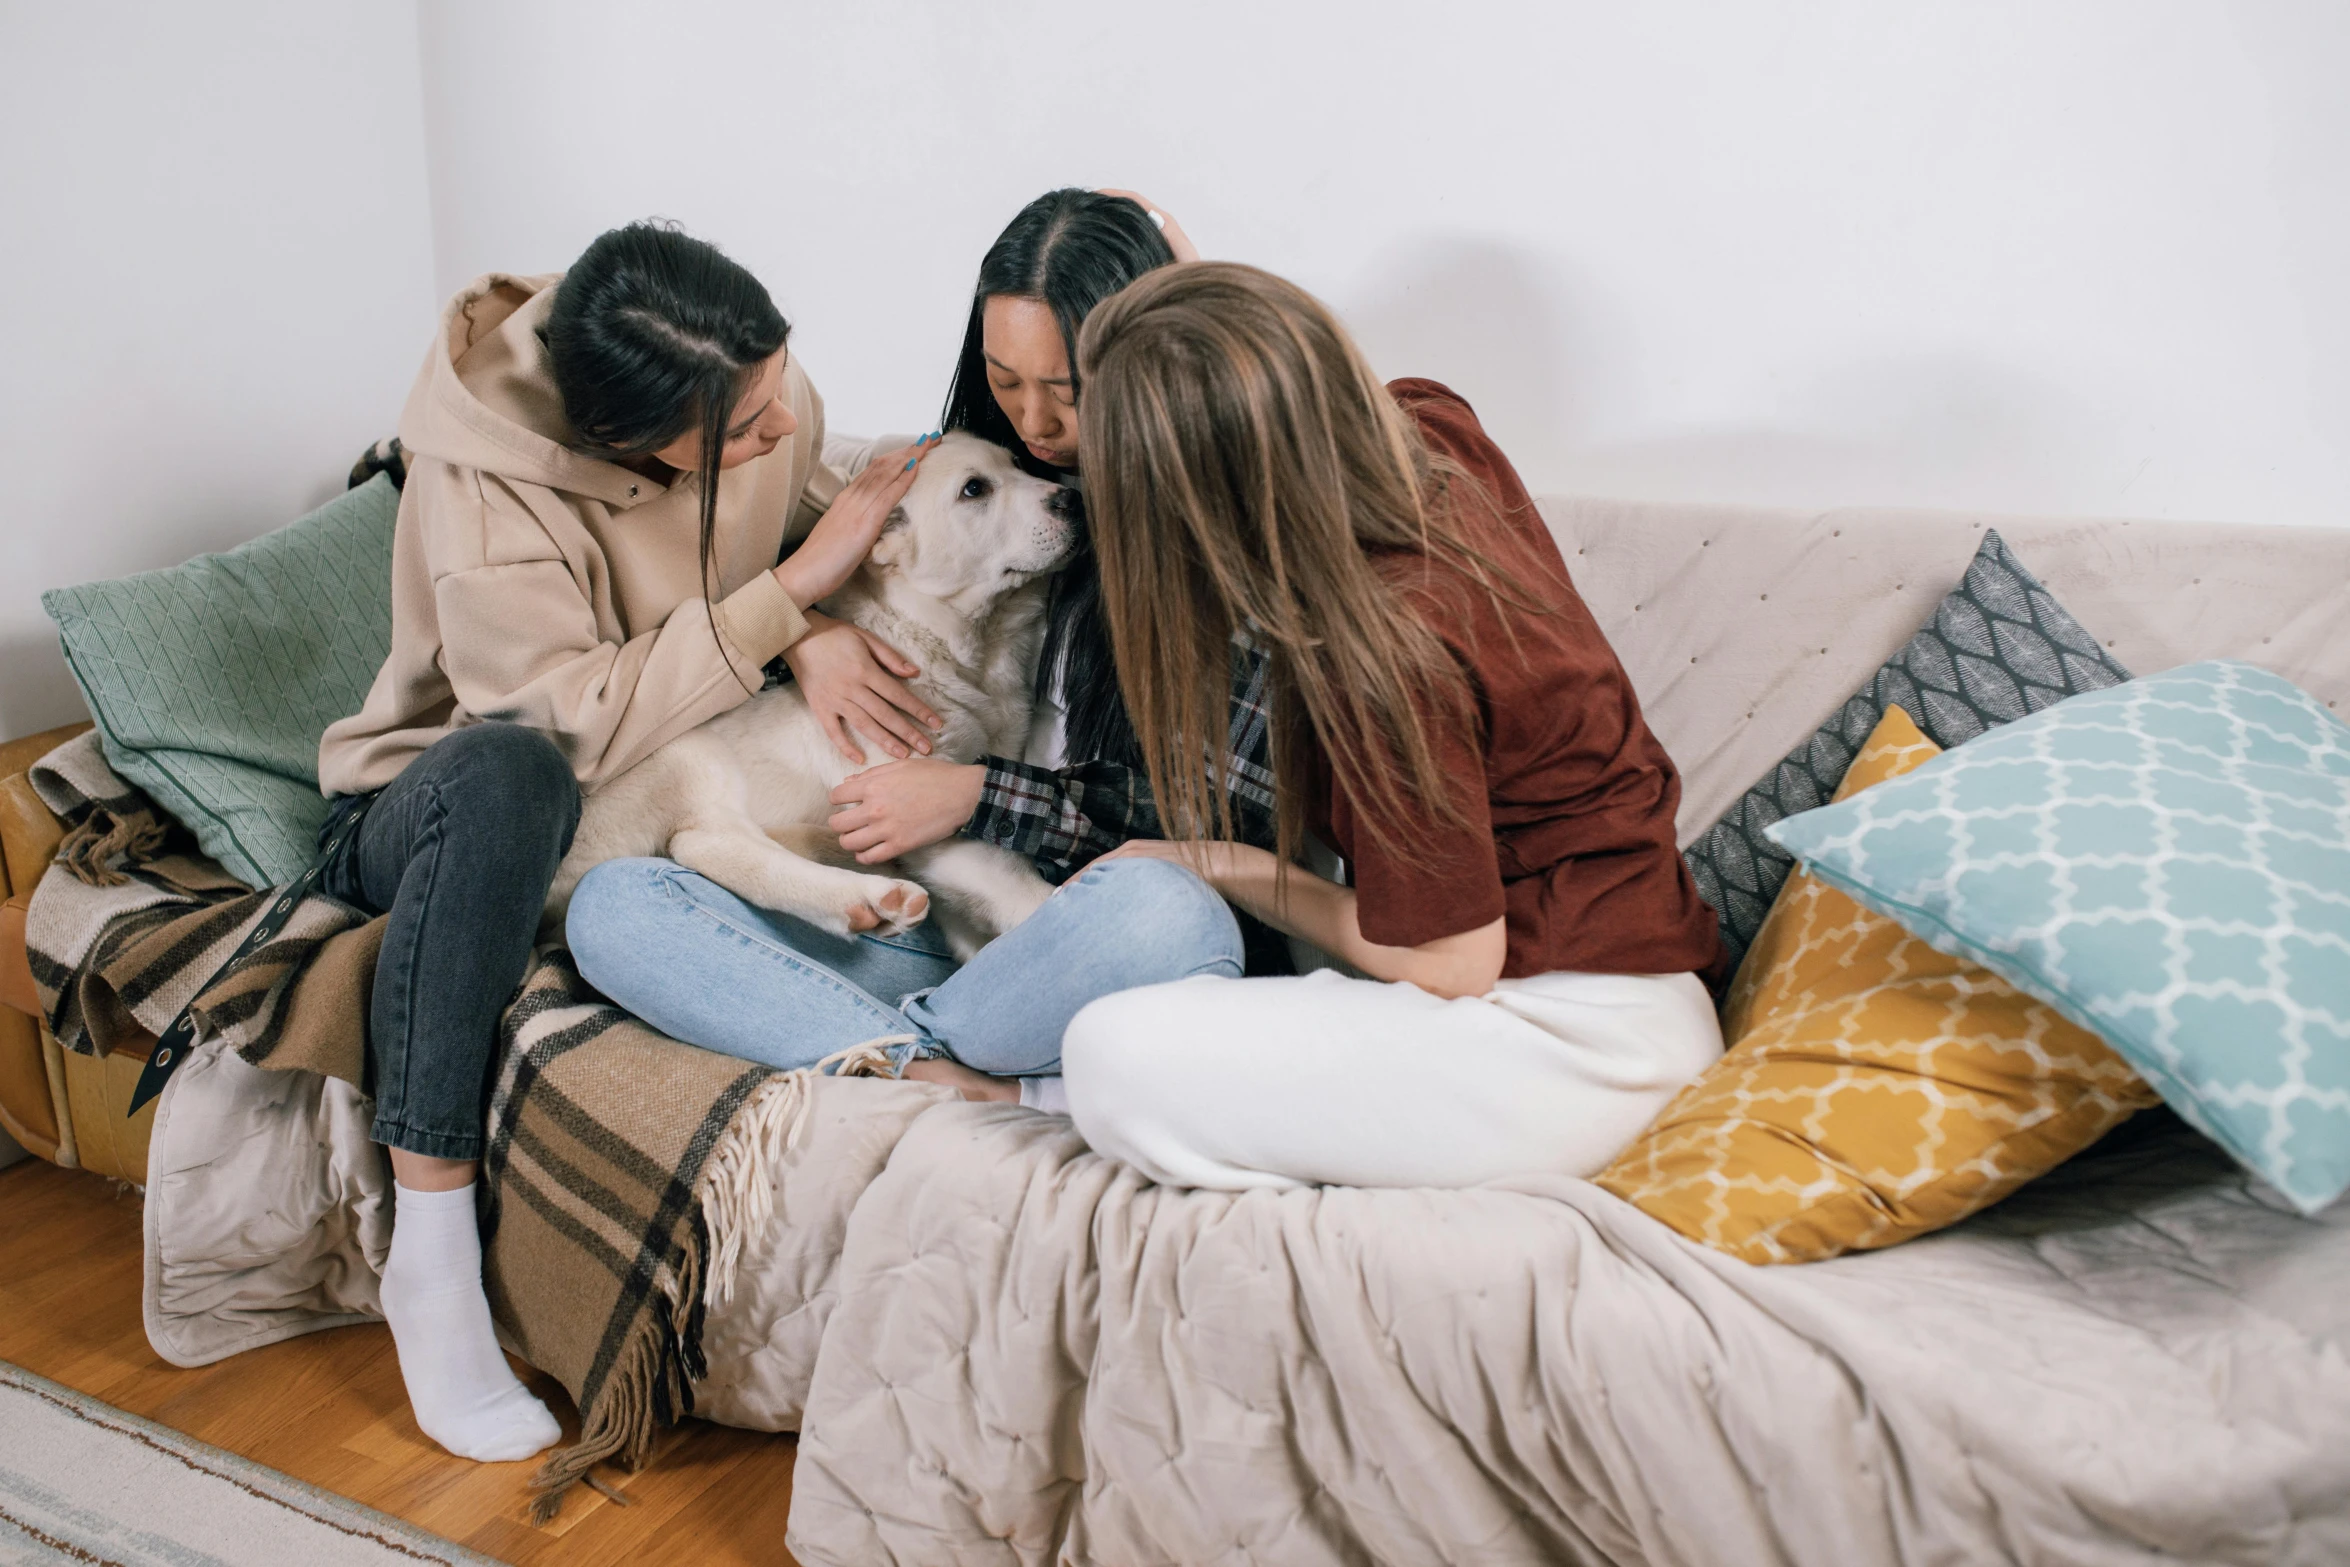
top-left (785, 611), bottom-right (944, 762)
top-left (828, 759), bottom-right (988, 863)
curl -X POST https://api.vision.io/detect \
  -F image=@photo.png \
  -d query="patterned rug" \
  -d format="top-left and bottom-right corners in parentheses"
top-left (0, 1361), bottom-right (499, 1566)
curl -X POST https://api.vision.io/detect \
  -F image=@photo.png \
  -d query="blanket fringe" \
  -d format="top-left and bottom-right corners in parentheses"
top-left (533, 1228), bottom-right (708, 1523)
top-left (695, 1070), bottom-right (813, 1312)
top-left (54, 806), bottom-right (168, 888)
top-left (528, 1320), bottom-right (662, 1523)
top-left (697, 1036), bottom-right (913, 1310)
top-left (527, 1034), bottom-right (916, 1521)
top-left (822, 1036), bottom-right (913, 1080)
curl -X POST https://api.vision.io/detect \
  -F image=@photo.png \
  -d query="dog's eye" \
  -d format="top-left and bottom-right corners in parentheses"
top-left (959, 476), bottom-right (993, 501)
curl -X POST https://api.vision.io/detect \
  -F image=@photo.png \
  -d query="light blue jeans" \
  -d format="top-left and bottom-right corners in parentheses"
top-left (564, 854), bottom-right (1246, 1075)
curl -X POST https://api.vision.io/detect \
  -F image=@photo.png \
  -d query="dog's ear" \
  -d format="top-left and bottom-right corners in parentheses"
top-left (866, 504), bottom-right (912, 568)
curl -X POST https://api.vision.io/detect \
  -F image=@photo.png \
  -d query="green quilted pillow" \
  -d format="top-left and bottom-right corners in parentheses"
top-left (42, 476), bottom-right (398, 888)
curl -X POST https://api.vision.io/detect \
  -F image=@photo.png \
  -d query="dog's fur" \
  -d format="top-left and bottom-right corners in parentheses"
top-left (545, 434), bottom-right (1075, 959)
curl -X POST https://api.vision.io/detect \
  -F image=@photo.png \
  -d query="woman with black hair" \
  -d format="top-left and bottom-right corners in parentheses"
top-left (315, 221), bottom-right (940, 1463)
top-left (830, 189), bottom-right (1298, 1043)
top-left (567, 190), bottom-right (1286, 1113)
top-left (843, 187), bottom-right (1215, 813)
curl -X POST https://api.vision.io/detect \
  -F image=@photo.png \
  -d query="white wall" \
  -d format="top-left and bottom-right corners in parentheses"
top-left (417, 0), bottom-right (2348, 534)
top-left (3, 2), bottom-right (2341, 746)
top-left (0, 3), bottom-right (440, 737)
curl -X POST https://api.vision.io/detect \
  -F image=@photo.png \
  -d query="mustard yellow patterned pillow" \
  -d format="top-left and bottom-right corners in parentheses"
top-left (1596, 705), bottom-right (2158, 1264)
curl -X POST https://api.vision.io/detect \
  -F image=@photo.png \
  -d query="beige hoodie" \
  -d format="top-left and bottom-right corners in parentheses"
top-left (318, 273), bottom-right (845, 796)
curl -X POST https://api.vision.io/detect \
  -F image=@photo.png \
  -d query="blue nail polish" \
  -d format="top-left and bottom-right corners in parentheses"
top-left (904, 457), bottom-right (917, 469)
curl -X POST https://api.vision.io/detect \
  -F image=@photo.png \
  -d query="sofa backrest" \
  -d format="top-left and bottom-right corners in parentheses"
top-left (1537, 498), bottom-right (2350, 844)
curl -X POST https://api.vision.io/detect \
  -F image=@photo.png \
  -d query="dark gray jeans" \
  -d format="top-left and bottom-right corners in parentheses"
top-left (318, 723), bottom-right (580, 1161)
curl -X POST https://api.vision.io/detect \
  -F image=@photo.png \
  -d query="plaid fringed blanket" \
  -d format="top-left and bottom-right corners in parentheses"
top-left (24, 730), bottom-right (811, 1516)
top-left (479, 952), bottom-right (829, 1517)
top-left (25, 731), bottom-right (375, 1076)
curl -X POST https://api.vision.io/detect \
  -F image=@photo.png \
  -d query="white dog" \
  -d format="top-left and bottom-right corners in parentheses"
top-left (546, 434), bottom-right (1075, 959)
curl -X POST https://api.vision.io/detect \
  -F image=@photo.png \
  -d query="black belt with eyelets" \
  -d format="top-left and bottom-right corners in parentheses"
top-left (126, 792), bottom-right (377, 1115)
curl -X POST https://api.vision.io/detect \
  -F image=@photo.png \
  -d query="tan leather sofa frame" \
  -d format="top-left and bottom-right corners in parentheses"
top-left (0, 721), bottom-right (156, 1183)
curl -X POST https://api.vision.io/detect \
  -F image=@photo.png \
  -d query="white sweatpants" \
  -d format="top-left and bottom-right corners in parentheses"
top-left (1060, 968), bottom-right (1724, 1191)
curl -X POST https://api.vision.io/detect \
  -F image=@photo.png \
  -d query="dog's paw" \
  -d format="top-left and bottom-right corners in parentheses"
top-left (844, 876), bottom-right (930, 937)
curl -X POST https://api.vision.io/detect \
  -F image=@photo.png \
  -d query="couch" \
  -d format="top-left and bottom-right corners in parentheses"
top-left (0, 719), bottom-right (155, 1182)
top-left (3, 494), bottom-right (2346, 1565)
top-left (6, 483), bottom-right (2342, 1196)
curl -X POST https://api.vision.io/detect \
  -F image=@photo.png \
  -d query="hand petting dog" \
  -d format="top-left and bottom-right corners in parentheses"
top-left (780, 434), bottom-right (947, 761)
top-left (772, 433), bottom-right (939, 607)
top-left (827, 758), bottom-right (987, 863)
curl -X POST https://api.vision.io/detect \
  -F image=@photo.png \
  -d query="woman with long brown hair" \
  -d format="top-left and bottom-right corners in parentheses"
top-left (1053, 262), bottom-right (1728, 1189)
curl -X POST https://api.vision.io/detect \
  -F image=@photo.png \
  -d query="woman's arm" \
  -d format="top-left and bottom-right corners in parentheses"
top-left (434, 437), bottom-right (936, 786)
top-left (1095, 189), bottom-right (1201, 264)
top-left (436, 554), bottom-right (789, 790)
top-left (831, 637), bottom-right (1277, 873)
top-left (826, 753), bottom-right (1142, 878)
top-left (775, 435), bottom-right (949, 761)
top-left (1094, 839), bottom-right (1507, 1000)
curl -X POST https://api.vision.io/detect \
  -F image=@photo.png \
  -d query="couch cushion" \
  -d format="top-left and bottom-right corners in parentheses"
top-left (1597, 706), bottom-right (2156, 1262)
top-left (1538, 500), bottom-right (2350, 848)
top-left (1682, 529), bottom-right (2130, 979)
top-left (1770, 661), bottom-right (2350, 1214)
top-left (41, 478), bottom-right (397, 888)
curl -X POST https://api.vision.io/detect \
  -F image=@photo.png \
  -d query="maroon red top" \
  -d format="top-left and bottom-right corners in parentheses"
top-left (1311, 379), bottom-right (1725, 982)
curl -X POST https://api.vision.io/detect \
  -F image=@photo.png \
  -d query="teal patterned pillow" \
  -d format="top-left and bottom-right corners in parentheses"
top-left (1767, 661), bottom-right (2350, 1213)
top-left (43, 477), bottom-right (399, 888)
top-left (1684, 530), bottom-right (2131, 979)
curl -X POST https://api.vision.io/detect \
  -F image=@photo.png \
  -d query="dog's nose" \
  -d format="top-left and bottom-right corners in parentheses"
top-left (1045, 485), bottom-right (1083, 523)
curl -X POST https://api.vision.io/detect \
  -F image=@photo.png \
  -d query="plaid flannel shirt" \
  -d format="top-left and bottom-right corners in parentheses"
top-left (965, 635), bottom-right (1277, 883)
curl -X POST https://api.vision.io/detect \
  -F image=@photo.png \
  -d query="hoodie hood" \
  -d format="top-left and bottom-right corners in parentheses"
top-left (325, 275), bottom-right (844, 798)
top-left (395, 272), bottom-right (644, 509)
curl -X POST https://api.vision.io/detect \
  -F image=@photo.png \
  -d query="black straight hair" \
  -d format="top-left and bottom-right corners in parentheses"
top-left (544, 220), bottom-right (788, 689)
top-left (941, 189), bottom-right (1176, 764)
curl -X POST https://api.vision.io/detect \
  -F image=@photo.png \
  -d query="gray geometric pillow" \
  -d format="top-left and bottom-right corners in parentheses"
top-left (1685, 529), bottom-right (2131, 979)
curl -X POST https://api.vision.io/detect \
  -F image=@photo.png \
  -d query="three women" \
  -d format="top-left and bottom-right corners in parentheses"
top-left (322, 191), bottom-right (1722, 1462)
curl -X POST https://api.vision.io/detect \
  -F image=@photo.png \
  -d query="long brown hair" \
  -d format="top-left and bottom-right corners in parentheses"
top-left (1075, 262), bottom-right (1507, 872)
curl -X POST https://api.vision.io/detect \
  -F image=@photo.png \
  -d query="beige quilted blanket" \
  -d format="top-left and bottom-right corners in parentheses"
top-left (731, 1102), bottom-right (2350, 1567)
top-left (143, 1028), bottom-right (2350, 1565)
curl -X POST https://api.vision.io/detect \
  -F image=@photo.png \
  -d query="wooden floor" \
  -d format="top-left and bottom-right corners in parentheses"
top-left (0, 1156), bottom-right (801, 1565)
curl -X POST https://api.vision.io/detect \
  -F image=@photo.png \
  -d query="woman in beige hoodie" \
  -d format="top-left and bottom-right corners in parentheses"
top-left (314, 222), bottom-right (938, 1463)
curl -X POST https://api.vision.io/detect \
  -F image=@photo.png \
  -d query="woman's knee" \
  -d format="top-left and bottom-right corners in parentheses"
top-left (440, 718), bottom-right (570, 780)
top-left (1071, 855), bottom-right (1245, 977)
top-left (564, 857), bottom-right (673, 980)
top-left (1063, 980), bottom-right (1265, 1187)
top-left (1062, 986), bottom-right (1148, 1075)
top-left (426, 723), bottom-right (582, 853)
top-left (1061, 988), bottom-right (1163, 1141)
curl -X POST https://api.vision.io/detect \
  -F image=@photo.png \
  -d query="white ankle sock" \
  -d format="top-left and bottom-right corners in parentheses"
top-left (1018, 1075), bottom-right (1070, 1115)
top-left (380, 1182), bottom-right (561, 1463)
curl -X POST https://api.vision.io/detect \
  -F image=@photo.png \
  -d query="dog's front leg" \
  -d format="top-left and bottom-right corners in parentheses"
top-left (670, 820), bottom-right (933, 939)
top-left (901, 840), bottom-right (1054, 962)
